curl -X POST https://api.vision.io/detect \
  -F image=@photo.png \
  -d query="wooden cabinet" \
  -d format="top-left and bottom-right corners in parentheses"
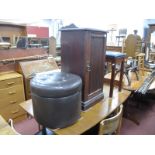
top-left (0, 72), bottom-right (26, 122)
top-left (61, 28), bottom-right (107, 110)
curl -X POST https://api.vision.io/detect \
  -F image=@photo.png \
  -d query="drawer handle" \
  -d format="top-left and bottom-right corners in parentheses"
top-left (10, 100), bottom-right (17, 104)
top-left (7, 82), bottom-right (15, 85)
top-left (8, 91), bottom-right (16, 95)
top-left (11, 109), bottom-right (19, 114)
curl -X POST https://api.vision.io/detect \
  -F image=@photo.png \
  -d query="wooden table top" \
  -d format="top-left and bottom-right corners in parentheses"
top-left (20, 88), bottom-right (131, 135)
top-left (0, 115), bottom-right (17, 135)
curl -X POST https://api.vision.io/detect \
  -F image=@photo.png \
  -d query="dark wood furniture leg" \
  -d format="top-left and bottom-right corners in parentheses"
top-left (119, 60), bottom-right (124, 91)
top-left (109, 63), bottom-right (116, 97)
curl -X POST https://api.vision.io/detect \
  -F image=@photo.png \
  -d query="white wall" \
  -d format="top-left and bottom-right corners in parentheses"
top-left (62, 18), bottom-right (144, 46)
top-left (1, 19), bottom-right (149, 46)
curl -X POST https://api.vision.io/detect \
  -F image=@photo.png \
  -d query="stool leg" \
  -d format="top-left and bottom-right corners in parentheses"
top-left (134, 69), bottom-right (139, 80)
top-left (124, 71), bottom-right (131, 86)
top-left (109, 63), bottom-right (116, 97)
top-left (119, 60), bottom-right (124, 91)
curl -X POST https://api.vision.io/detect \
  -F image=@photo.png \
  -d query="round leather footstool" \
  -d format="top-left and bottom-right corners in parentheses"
top-left (30, 71), bottom-right (82, 129)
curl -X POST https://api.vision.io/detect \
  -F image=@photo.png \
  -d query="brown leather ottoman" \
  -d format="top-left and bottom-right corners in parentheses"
top-left (30, 71), bottom-right (82, 129)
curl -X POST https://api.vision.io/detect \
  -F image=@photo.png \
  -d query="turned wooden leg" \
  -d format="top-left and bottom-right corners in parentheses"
top-left (119, 60), bottom-right (124, 91)
top-left (109, 63), bottom-right (116, 98)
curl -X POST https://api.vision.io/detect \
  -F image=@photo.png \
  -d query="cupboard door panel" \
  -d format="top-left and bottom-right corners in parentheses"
top-left (88, 33), bottom-right (106, 97)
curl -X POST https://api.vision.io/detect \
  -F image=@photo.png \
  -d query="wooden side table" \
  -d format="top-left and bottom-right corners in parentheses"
top-left (105, 51), bottom-right (126, 98)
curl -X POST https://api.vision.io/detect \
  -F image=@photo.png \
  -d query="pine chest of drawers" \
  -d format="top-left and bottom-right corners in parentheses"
top-left (0, 72), bottom-right (26, 122)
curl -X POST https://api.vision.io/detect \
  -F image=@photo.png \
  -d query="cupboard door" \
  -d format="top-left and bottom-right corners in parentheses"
top-left (84, 32), bottom-right (106, 101)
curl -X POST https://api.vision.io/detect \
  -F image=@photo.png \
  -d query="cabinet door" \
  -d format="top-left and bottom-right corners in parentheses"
top-left (84, 32), bottom-right (106, 101)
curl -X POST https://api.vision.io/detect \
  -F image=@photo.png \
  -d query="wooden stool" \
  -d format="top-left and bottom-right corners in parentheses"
top-left (136, 53), bottom-right (145, 75)
top-left (105, 51), bottom-right (126, 98)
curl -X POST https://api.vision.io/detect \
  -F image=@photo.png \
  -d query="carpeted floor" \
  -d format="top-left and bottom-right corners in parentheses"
top-left (14, 99), bottom-right (155, 135)
top-left (120, 99), bottom-right (155, 135)
top-left (14, 117), bottom-right (40, 135)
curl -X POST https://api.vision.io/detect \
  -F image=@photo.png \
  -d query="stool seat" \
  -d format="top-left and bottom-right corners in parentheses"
top-left (30, 71), bottom-right (82, 98)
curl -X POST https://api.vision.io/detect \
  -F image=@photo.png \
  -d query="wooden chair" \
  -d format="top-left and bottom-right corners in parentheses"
top-left (8, 119), bottom-right (20, 135)
top-left (119, 36), bottom-right (143, 85)
top-left (98, 105), bottom-right (123, 135)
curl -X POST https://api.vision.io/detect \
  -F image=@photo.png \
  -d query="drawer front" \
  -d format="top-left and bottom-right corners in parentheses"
top-left (0, 77), bottom-right (23, 89)
top-left (13, 114), bottom-right (27, 123)
top-left (0, 85), bottom-right (25, 99)
top-left (0, 94), bottom-right (25, 109)
top-left (0, 104), bottom-right (26, 121)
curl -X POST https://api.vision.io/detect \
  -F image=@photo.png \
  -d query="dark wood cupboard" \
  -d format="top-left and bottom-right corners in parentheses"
top-left (61, 28), bottom-right (107, 110)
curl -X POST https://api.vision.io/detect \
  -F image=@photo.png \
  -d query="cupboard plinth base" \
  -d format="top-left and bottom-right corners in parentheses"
top-left (82, 93), bottom-right (104, 110)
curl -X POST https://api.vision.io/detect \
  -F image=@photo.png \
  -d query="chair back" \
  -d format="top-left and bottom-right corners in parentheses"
top-left (119, 29), bottom-right (127, 37)
top-left (124, 34), bottom-right (142, 58)
top-left (98, 105), bottom-right (123, 135)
